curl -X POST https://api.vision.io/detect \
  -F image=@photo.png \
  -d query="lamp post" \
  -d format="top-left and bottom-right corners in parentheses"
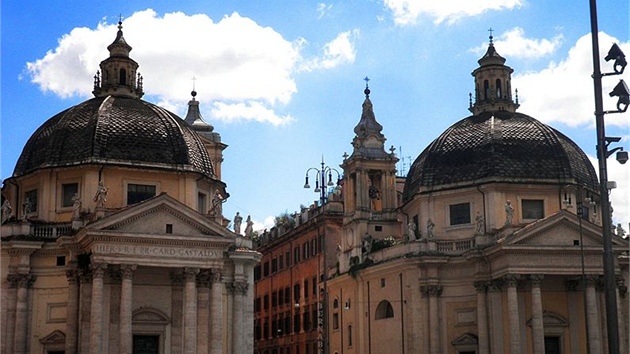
top-left (588, 1), bottom-right (628, 353)
top-left (304, 157), bottom-right (341, 354)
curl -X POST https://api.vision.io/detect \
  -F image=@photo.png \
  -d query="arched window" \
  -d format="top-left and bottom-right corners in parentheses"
top-left (374, 300), bottom-right (394, 319)
top-left (496, 79), bottom-right (502, 98)
top-left (483, 80), bottom-right (490, 100)
top-left (119, 68), bottom-right (127, 85)
top-left (333, 298), bottom-right (339, 309)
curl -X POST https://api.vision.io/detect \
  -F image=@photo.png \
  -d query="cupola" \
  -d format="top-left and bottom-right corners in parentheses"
top-left (92, 21), bottom-right (144, 98)
top-left (469, 33), bottom-right (519, 114)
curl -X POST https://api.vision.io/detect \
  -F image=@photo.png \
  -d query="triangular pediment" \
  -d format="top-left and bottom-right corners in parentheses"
top-left (503, 210), bottom-right (627, 249)
top-left (85, 193), bottom-right (235, 239)
top-left (40, 329), bottom-right (65, 344)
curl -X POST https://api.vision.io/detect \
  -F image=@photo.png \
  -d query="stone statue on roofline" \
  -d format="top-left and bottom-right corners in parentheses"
top-left (233, 212), bottom-right (243, 234)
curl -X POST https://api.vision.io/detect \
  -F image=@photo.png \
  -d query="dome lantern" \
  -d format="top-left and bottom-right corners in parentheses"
top-left (469, 32), bottom-right (519, 114)
top-left (92, 21), bottom-right (144, 99)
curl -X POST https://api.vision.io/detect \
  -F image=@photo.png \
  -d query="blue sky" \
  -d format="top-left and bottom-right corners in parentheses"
top-left (2, 0), bottom-right (629, 230)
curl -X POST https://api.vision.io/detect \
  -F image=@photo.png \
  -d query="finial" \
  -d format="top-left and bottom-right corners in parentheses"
top-left (515, 88), bottom-right (519, 105)
top-left (363, 76), bottom-right (371, 97)
top-left (118, 14), bottom-right (123, 29)
top-left (488, 27), bottom-right (494, 44)
top-left (469, 92), bottom-right (473, 108)
top-left (191, 76), bottom-right (197, 98)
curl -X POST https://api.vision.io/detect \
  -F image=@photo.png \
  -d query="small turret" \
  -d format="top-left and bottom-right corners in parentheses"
top-left (469, 31), bottom-right (519, 114)
top-left (92, 21), bottom-right (144, 98)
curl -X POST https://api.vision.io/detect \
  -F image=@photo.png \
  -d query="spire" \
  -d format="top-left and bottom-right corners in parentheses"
top-left (183, 87), bottom-right (223, 144)
top-left (107, 20), bottom-right (132, 57)
top-left (92, 20), bottom-right (144, 98)
top-left (184, 88), bottom-right (214, 133)
top-left (350, 77), bottom-right (388, 158)
top-left (469, 30), bottom-right (519, 114)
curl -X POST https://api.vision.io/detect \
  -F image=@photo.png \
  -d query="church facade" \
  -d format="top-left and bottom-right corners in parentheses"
top-left (1, 22), bottom-right (260, 354)
top-left (325, 38), bottom-right (629, 354)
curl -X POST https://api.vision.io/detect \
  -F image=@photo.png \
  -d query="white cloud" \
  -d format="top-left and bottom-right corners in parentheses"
top-left (471, 27), bottom-right (563, 59)
top-left (383, 0), bottom-right (523, 25)
top-left (514, 32), bottom-right (630, 128)
top-left (211, 101), bottom-right (295, 126)
top-left (317, 3), bottom-right (333, 19)
top-left (299, 30), bottom-right (358, 72)
top-left (24, 9), bottom-right (352, 125)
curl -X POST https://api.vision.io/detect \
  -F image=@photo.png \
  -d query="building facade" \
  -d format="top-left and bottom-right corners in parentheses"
top-left (325, 39), bottom-right (629, 354)
top-left (1, 22), bottom-right (260, 354)
top-left (253, 200), bottom-right (343, 354)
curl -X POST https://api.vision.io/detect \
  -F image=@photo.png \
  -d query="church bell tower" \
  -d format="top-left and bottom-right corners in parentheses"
top-left (339, 80), bottom-right (400, 271)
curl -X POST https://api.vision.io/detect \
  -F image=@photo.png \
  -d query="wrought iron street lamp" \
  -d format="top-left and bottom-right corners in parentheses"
top-left (304, 157), bottom-right (341, 354)
top-left (588, 1), bottom-right (628, 353)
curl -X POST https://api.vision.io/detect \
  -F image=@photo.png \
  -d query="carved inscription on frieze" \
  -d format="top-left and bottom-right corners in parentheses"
top-left (94, 244), bottom-right (220, 258)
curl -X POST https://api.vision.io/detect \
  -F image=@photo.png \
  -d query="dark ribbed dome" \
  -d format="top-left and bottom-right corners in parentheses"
top-left (402, 111), bottom-right (598, 202)
top-left (13, 95), bottom-right (215, 178)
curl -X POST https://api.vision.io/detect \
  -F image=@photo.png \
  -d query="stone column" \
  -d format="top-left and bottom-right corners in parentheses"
top-left (585, 275), bottom-right (602, 354)
top-left (79, 269), bottom-right (93, 354)
top-left (505, 274), bottom-right (521, 354)
top-left (421, 285), bottom-right (442, 354)
top-left (89, 263), bottom-right (108, 354)
top-left (231, 281), bottom-right (248, 354)
top-left (14, 273), bottom-right (35, 354)
top-left (108, 268), bottom-right (122, 354)
top-left (616, 277), bottom-right (627, 354)
top-left (183, 268), bottom-right (199, 354)
top-left (196, 270), bottom-right (211, 354)
top-left (474, 281), bottom-right (490, 354)
top-left (530, 274), bottom-right (545, 354)
top-left (170, 271), bottom-right (184, 354)
top-left (4, 274), bottom-right (19, 354)
top-left (119, 264), bottom-right (137, 354)
top-left (65, 269), bottom-right (81, 354)
top-left (209, 271), bottom-right (223, 354)
top-left (488, 279), bottom-right (504, 354)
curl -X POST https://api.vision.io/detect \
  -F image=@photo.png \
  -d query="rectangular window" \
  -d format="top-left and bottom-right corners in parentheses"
top-left (294, 247), bottom-right (300, 263)
top-left (450, 202), bottom-right (471, 225)
top-left (302, 242), bottom-right (309, 260)
top-left (312, 277), bottom-right (317, 297)
top-left (263, 261), bottom-right (270, 277)
top-left (285, 287), bottom-right (291, 304)
top-left (294, 313), bottom-right (301, 333)
top-left (127, 184), bottom-right (156, 205)
top-left (286, 251), bottom-right (291, 267)
top-left (303, 308), bottom-right (310, 331)
top-left (197, 192), bottom-right (207, 214)
top-left (348, 325), bottom-right (353, 347)
top-left (24, 189), bottom-right (38, 213)
top-left (264, 295), bottom-right (269, 310)
top-left (522, 199), bottom-right (544, 220)
top-left (272, 291), bottom-right (278, 307)
top-left (294, 284), bottom-right (301, 302)
top-left (165, 224), bottom-right (173, 234)
top-left (332, 313), bottom-right (339, 330)
top-left (272, 258), bottom-right (278, 273)
top-left (278, 288), bottom-right (284, 306)
top-left (254, 265), bottom-right (261, 281)
top-left (62, 183), bottom-right (79, 208)
top-left (279, 254), bottom-right (284, 270)
top-left (304, 279), bottom-right (309, 299)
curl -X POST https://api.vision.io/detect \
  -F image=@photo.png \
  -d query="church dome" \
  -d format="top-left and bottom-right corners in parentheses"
top-left (13, 21), bottom-right (215, 179)
top-left (13, 95), bottom-right (215, 178)
top-left (402, 110), bottom-right (599, 202)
